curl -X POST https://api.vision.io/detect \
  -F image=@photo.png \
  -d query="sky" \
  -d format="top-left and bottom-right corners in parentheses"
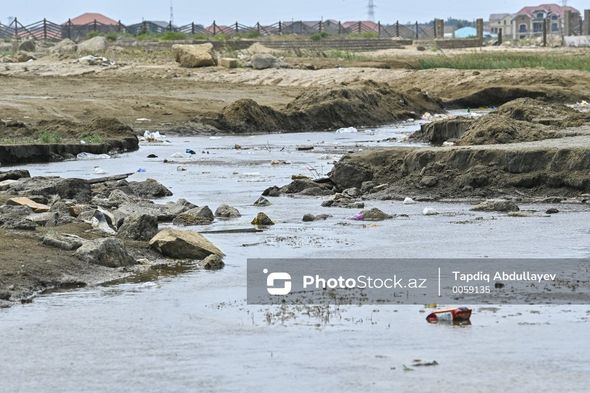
top-left (1, 0), bottom-right (588, 25)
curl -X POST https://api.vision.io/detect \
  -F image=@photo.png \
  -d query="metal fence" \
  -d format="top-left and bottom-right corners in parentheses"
top-left (0, 17), bottom-right (439, 41)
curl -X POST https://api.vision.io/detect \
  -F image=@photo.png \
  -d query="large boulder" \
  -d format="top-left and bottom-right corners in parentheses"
top-left (172, 206), bottom-right (214, 226)
top-left (215, 204), bottom-right (241, 218)
top-left (149, 229), bottom-right (223, 259)
top-left (251, 53), bottom-right (277, 70)
top-left (75, 238), bottom-right (136, 267)
top-left (50, 39), bottom-right (77, 55)
top-left (77, 36), bottom-right (108, 53)
top-left (117, 213), bottom-right (158, 241)
top-left (127, 179), bottom-right (172, 198)
top-left (173, 43), bottom-right (216, 68)
top-left (11, 177), bottom-right (92, 203)
top-left (251, 212), bottom-right (274, 226)
top-left (0, 169), bottom-right (30, 182)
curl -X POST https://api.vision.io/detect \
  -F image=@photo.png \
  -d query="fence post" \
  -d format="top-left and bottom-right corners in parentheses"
top-left (235, 22), bottom-right (239, 34)
top-left (585, 10), bottom-right (590, 35)
top-left (543, 18), bottom-right (548, 46)
top-left (118, 20), bottom-right (122, 32)
top-left (415, 21), bottom-right (419, 39)
top-left (43, 18), bottom-right (47, 40)
top-left (257, 22), bottom-right (260, 34)
top-left (191, 22), bottom-right (195, 34)
top-left (319, 20), bottom-right (323, 33)
top-left (213, 21), bottom-right (217, 35)
top-left (498, 27), bottom-right (503, 45)
top-left (168, 21), bottom-right (172, 31)
top-left (142, 20), bottom-right (147, 34)
top-left (14, 17), bottom-right (18, 39)
top-left (93, 19), bottom-right (97, 32)
top-left (396, 20), bottom-right (399, 37)
top-left (358, 21), bottom-right (361, 33)
top-left (377, 21), bottom-right (381, 38)
top-left (476, 18), bottom-right (484, 40)
top-left (338, 21), bottom-right (342, 34)
top-left (278, 21), bottom-right (282, 35)
top-left (67, 19), bottom-right (72, 39)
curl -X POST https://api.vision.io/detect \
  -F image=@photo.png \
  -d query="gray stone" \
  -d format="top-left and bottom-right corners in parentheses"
top-left (359, 208), bottom-right (393, 221)
top-left (254, 196), bottom-right (271, 207)
top-left (251, 53), bottom-right (277, 70)
top-left (75, 238), bottom-right (136, 267)
top-left (197, 254), bottom-right (224, 270)
top-left (172, 43), bottom-right (216, 68)
top-left (77, 36), bottom-right (108, 53)
top-left (18, 40), bottom-right (36, 52)
top-left (127, 179), bottom-right (173, 198)
top-left (117, 214), bottom-right (158, 241)
top-left (50, 39), bottom-right (77, 55)
top-left (215, 204), bottom-right (241, 218)
top-left (471, 199), bottom-right (520, 213)
top-left (173, 206), bottom-right (214, 226)
top-left (42, 234), bottom-right (84, 251)
top-left (149, 229), bottom-right (223, 259)
top-left (251, 212), bottom-right (274, 226)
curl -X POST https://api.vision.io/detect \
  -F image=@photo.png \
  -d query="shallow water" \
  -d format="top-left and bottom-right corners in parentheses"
top-left (2, 121), bottom-right (590, 392)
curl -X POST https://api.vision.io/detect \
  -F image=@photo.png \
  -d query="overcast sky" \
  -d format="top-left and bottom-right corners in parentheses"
top-left (2, 0), bottom-right (588, 25)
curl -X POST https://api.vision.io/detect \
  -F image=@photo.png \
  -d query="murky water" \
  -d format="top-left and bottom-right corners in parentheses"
top-left (2, 121), bottom-right (590, 392)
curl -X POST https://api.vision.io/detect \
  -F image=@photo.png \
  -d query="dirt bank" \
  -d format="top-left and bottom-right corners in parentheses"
top-left (328, 127), bottom-right (590, 200)
top-left (206, 81), bottom-right (443, 132)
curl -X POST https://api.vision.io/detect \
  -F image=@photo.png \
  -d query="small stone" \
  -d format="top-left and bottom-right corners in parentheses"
top-left (545, 208), bottom-right (559, 214)
top-left (254, 196), bottom-right (271, 207)
top-left (215, 204), bottom-right (241, 218)
top-left (197, 254), bottom-right (225, 270)
top-left (251, 212), bottom-right (274, 226)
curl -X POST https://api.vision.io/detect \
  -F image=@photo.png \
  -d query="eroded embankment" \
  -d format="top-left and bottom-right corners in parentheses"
top-left (205, 80), bottom-right (443, 133)
top-left (329, 133), bottom-right (590, 199)
top-left (0, 118), bottom-right (139, 165)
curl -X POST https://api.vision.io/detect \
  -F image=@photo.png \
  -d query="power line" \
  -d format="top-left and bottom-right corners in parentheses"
top-left (367, 0), bottom-right (376, 21)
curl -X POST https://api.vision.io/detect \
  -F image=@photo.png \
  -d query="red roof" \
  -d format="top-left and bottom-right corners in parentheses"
top-left (68, 12), bottom-right (119, 26)
top-left (515, 3), bottom-right (579, 17)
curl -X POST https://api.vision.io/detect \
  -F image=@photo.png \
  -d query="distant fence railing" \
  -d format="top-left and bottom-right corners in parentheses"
top-left (0, 17), bottom-right (443, 42)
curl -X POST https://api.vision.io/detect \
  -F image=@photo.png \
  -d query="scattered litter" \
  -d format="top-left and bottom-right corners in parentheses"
top-left (403, 197), bottom-right (416, 205)
top-left (147, 154), bottom-right (158, 158)
top-left (234, 144), bottom-right (242, 149)
top-left (336, 126), bottom-right (358, 134)
top-left (78, 55), bottom-right (114, 66)
top-left (209, 136), bottom-right (222, 140)
top-left (442, 141), bottom-right (455, 147)
top-left (169, 152), bottom-right (189, 159)
top-left (422, 207), bottom-right (439, 216)
top-left (412, 360), bottom-right (439, 367)
top-left (186, 149), bottom-right (196, 155)
top-left (568, 100), bottom-right (590, 112)
top-left (177, 166), bottom-right (187, 172)
top-left (545, 208), bottom-right (559, 214)
top-left (93, 166), bottom-right (106, 175)
top-left (76, 152), bottom-right (111, 160)
top-left (136, 168), bottom-right (146, 173)
top-left (271, 160), bottom-right (290, 165)
top-left (352, 212), bottom-right (364, 221)
top-left (296, 145), bottom-right (314, 151)
top-left (142, 130), bottom-right (165, 142)
top-left (136, 118), bottom-right (152, 123)
top-left (426, 307), bottom-right (472, 324)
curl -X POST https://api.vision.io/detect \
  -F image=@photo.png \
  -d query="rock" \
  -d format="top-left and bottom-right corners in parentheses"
top-left (0, 179), bottom-right (20, 191)
top-left (251, 53), bottom-right (277, 70)
top-left (172, 206), bottom-right (214, 226)
top-left (149, 229), bottom-right (223, 259)
top-left (545, 208), bottom-right (560, 214)
top-left (77, 36), bottom-right (108, 53)
top-left (219, 58), bottom-right (238, 68)
top-left (299, 187), bottom-right (334, 196)
top-left (251, 212), bottom-right (274, 226)
top-left (262, 186), bottom-right (281, 197)
top-left (0, 205), bottom-right (36, 230)
top-left (117, 214), bottom-right (158, 241)
top-left (75, 238), bottom-right (136, 268)
top-left (197, 254), bottom-right (224, 270)
top-left (0, 169), bottom-right (30, 182)
top-left (6, 197), bottom-right (50, 213)
top-left (42, 234), bottom-right (84, 251)
top-left (128, 179), bottom-right (173, 198)
top-left (302, 213), bottom-right (331, 222)
top-left (18, 40), bottom-right (36, 52)
top-left (90, 210), bottom-right (116, 234)
top-left (420, 176), bottom-right (439, 188)
top-left (215, 204), bottom-right (241, 218)
top-left (107, 189), bottom-right (134, 207)
top-left (321, 193), bottom-right (365, 209)
top-left (403, 197), bottom-right (416, 205)
top-left (115, 199), bottom-right (196, 223)
top-left (12, 177), bottom-right (92, 203)
top-left (15, 52), bottom-right (35, 62)
top-left (173, 43), bottom-right (216, 68)
top-left (360, 181), bottom-right (376, 194)
top-left (281, 178), bottom-right (331, 195)
top-left (50, 38), bottom-right (77, 55)
top-left (329, 162), bottom-right (373, 190)
top-left (254, 196), bottom-right (271, 206)
top-left (471, 199), bottom-right (520, 213)
top-left (422, 207), bottom-right (439, 216)
top-left (342, 187), bottom-right (361, 198)
top-left (359, 208), bottom-right (393, 221)
top-left (78, 55), bottom-right (113, 66)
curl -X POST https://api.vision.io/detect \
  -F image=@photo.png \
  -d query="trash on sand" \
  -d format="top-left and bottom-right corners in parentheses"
top-left (185, 149), bottom-right (196, 155)
top-left (137, 168), bottom-right (146, 173)
top-left (352, 212), bottom-right (364, 221)
top-left (136, 118), bottom-right (152, 123)
top-left (403, 197), bottom-right (416, 205)
top-left (422, 207), bottom-right (439, 216)
top-left (169, 152), bottom-right (189, 159)
top-left (142, 130), bottom-right (165, 142)
top-left (442, 141), bottom-right (455, 147)
top-left (271, 160), bottom-right (290, 165)
top-left (336, 127), bottom-right (358, 134)
top-left (177, 166), bottom-right (187, 172)
top-left (426, 307), bottom-right (472, 324)
top-left (77, 152), bottom-right (110, 160)
top-left (296, 145), bottom-right (314, 151)
top-left (94, 166), bottom-right (106, 174)
top-left (78, 55), bottom-right (114, 66)
top-left (147, 154), bottom-right (158, 158)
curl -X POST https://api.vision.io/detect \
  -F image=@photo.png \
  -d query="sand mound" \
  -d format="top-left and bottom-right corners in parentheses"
top-left (496, 98), bottom-right (578, 122)
top-left (209, 81), bottom-right (443, 133)
top-left (458, 114), bottom-right (555, 145)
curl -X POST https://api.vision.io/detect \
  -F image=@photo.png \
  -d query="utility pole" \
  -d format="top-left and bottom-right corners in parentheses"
top-left (368, 0), bottom-right (376, 22)
top-left (170, 0), bottom-right (174, 26)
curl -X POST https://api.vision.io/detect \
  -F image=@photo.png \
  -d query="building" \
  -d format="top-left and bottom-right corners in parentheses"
top-left (489, 13), bottom-right (513, 37)
top-left (67, 12), bottom-right (119, 26)
top-left (511, 3), bottom-right (580, 40)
